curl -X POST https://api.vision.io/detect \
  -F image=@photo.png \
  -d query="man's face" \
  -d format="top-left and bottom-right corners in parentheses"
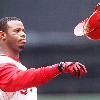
top-left (5, 20), bottom-right (26, 52)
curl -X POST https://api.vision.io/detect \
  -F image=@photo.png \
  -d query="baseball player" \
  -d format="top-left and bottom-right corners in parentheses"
top-left (74, 3), bottom-right (100, 40)
top-left (0, 17), bottom-right (87, 100)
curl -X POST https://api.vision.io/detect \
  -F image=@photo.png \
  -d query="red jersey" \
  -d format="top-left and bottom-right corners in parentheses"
top-left (0, 54), bottom-right (61, 100)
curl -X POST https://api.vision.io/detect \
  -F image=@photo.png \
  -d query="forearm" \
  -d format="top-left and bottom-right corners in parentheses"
top-left (0, 61), bottom-right (87, 92)
top-left (0, 63), bottom-right (61, 92)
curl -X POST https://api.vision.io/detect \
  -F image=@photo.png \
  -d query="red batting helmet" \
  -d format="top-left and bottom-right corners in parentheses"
top-left (74, 3), bottom-right (100, 40)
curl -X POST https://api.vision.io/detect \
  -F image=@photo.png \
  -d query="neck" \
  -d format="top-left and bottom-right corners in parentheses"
top-left (0, 46), bottom-right (19, 58)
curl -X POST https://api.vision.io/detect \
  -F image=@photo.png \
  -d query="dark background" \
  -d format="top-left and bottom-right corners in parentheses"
top-left (1, 0), bottom-right (100, 94)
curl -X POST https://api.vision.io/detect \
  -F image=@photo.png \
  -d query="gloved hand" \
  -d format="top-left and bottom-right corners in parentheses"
top-left (58, 62), bottom-right (87, 78)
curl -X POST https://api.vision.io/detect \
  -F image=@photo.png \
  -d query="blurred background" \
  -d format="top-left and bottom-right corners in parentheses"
top-left (1, 0), bottom-right (100, 99)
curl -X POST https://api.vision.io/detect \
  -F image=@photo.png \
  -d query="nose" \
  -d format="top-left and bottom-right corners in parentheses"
top-left (20, 31), bottom-right (26, 38)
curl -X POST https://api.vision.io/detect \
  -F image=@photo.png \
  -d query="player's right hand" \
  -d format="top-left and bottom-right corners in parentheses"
top-left (58, 62), bottom-right (87, 78)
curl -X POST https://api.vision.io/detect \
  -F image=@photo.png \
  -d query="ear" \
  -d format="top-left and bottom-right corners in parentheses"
top-left (0, 31), bottom-right (7, 40)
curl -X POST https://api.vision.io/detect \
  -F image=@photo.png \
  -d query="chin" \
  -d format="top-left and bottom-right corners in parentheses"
top-left (19, 45), bottom-right (25, 51)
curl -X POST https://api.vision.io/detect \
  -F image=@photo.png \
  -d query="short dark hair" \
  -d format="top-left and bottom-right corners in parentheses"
top-left (0, 17), bottom-right (21, 32)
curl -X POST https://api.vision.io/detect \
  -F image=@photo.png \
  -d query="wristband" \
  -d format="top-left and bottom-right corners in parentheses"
top-left (58, 62), bottom-right (65, 72)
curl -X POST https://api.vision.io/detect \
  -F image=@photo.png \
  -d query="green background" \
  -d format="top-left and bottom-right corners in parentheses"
top-left (38, 94), bottom-right (100, 100)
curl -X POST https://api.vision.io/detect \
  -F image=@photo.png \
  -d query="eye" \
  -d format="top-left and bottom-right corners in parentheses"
top-left (22, 29), bottom-right (25, 33)
top-left (15, 29), bottom-right (20, 33)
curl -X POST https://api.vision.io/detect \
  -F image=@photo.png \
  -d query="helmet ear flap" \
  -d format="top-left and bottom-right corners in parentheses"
top-left (74, 18), bottom-right (88, 36)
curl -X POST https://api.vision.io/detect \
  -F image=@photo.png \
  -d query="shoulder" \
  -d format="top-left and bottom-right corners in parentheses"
top-left (0, 55), bottom-right (27, 71)
top-left (0, 55), bottom-right (15, 64)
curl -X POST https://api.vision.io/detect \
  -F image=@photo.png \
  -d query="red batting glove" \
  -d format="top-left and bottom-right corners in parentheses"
top-left (58, 62), bottom-right (87, 78)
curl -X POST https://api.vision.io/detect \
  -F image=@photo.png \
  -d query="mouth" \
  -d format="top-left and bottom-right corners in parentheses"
top-left (19, 39), bottom-right (26, 44)
top-left (21, 39), bottom-right (26, 43)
